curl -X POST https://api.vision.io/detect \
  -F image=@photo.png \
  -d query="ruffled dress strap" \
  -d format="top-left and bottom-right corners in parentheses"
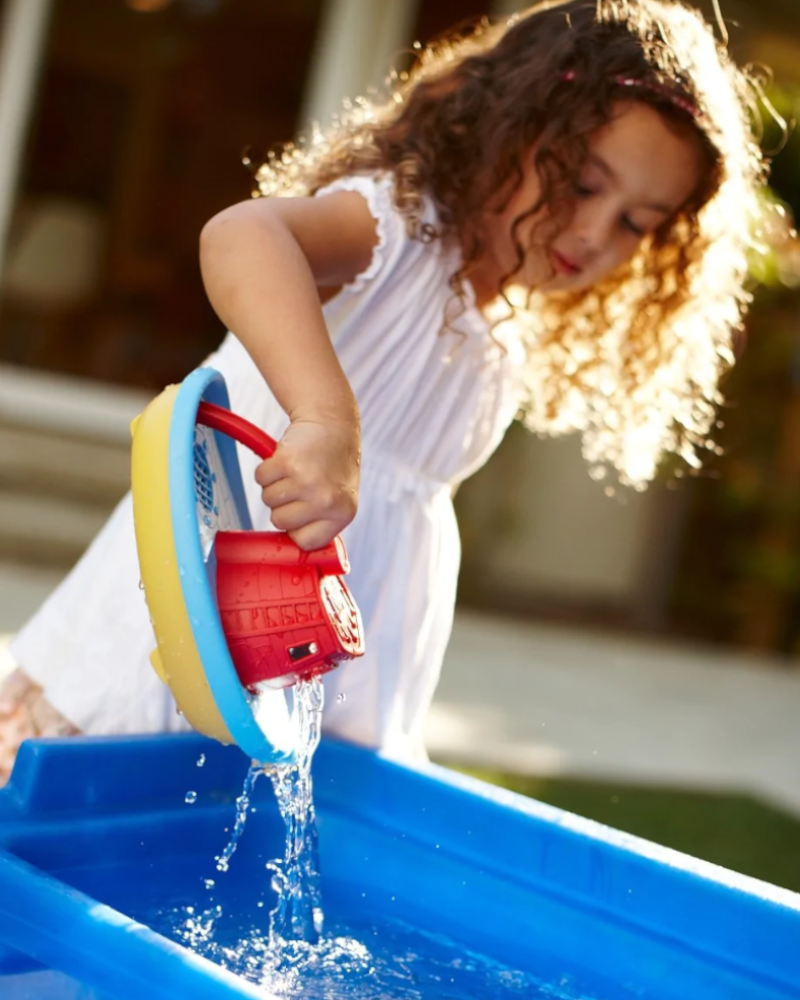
top-left (313, 172), bottom-right (398, 295)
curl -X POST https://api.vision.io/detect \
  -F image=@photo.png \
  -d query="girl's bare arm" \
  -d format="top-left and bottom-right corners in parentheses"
top-left (199, 192), bottom-right (379, 549)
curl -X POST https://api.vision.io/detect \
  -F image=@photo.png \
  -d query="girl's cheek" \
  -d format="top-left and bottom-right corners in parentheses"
top-left (606, 237), bottom-right (637, 273)
top-left (587, 251), bottom-right (623, 287)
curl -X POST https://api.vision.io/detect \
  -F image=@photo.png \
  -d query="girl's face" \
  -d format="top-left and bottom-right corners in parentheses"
top-left (475, 102), bottom-right (703, 300)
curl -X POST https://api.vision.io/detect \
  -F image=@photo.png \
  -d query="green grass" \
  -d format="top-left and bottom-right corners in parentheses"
top-left (441, 764), bottom-right (800, 894)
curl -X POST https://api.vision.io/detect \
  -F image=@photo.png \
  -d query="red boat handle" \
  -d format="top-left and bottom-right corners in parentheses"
top-left (196, 401), bottom-right (276, 461)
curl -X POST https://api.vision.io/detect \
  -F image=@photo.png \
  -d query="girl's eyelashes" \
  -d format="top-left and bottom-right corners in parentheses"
top-left (621, 216), bottom-right (646, 236)
top-left (572, 178), bottom-right (651, 237)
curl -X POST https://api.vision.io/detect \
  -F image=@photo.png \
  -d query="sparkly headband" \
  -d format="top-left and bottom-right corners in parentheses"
top-left (562, 70), bottom-right (698, 118)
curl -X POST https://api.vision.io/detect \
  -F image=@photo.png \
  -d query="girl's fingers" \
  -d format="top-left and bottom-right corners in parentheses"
top-left (260, 479), bottom-right (299, 510)
top-left (288, 521), bottom-right (339, 552)
top-left (260, 474), bottom-right (356, 523)
top-left (269, 500), bottom-right (343, 550)
top-left (254, 456), bottom-right (290, 490)
top-left (268, 499), bottom-right (314, 533)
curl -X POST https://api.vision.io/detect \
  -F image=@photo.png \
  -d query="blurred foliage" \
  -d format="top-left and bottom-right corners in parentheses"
top-left (445, 764), bottom-right (800, 893)
top-left (760, 82), bottom-right (800, 227)
top-left (670, 82), bottom-right (800, 654)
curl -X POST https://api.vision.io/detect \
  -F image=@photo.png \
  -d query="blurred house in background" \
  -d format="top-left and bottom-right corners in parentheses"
top-left (1, 0), bottom-right (800, 661)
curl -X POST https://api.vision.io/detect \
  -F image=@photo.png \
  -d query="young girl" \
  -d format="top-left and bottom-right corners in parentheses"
top-left (0, 0), bottom-right (764, 779)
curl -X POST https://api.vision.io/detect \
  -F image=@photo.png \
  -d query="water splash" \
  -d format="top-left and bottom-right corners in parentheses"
top-left (171, 900), bottom-right (224, 953)
top-left (263, 677), bottom-right (325, 943)
top-left (169, 677), bottom-right (326, 963)
top-left (215, 763), bottom-right (262, 873)
top-left (152, 910), bottom-right (577, 999)
top-left (151, 676), bottom-right (580, 997)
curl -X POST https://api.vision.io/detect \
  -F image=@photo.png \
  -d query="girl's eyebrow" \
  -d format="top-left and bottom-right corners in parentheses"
top-left (586, 152), bottom-right (673, 214)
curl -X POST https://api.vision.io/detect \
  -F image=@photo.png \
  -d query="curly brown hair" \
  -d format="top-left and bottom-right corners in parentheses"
top-left (254, 0), bottom-right (765, 487)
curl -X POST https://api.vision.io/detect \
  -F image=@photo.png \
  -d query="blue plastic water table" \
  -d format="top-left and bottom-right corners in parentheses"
top-left (0, 732), bottom-right (798, 999)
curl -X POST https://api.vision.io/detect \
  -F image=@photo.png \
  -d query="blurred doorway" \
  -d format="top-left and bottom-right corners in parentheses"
top-left (0, 0), bottom-right (323, 391)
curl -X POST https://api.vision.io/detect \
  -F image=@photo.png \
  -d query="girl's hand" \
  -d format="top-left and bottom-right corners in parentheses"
top-left (255, 417), bottom-right (360, 551)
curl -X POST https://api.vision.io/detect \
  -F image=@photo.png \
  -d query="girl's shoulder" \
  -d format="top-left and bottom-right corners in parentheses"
top-left (314, 170), bottom-right (441, 224)
top-left (313, 171), bottom-right (451, 296)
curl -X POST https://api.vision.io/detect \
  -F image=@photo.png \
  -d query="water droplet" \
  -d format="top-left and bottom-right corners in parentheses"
top-left (336, 693), bottom-right (346, 703)
top-left (257, 901), bottom-right (264, 908)
top-left (184, 791), bottom-right (197, 804)
top-left (196, 754), bottom-right (206, 767)
top-left (203, 879), bottom-right (215, 890)
top-left (186, 906), bottom-right (194, 914)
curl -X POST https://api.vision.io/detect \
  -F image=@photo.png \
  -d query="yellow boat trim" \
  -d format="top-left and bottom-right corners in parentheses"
top-left (131, 384), bottom-right (235, 745)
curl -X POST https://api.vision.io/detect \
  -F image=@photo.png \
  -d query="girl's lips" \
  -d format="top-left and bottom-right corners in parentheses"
top-left (551, 250), bottom-right (582, 276)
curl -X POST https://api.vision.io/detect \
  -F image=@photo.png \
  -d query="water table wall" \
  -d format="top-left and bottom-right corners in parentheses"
top-left (0, 734), bottom-right (797, 1000)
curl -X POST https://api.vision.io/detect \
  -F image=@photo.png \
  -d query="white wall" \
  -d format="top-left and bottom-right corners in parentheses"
top-left (457, 426), bottom-right (671, 612)
top-left (301, 0), bottom-right (421, 128)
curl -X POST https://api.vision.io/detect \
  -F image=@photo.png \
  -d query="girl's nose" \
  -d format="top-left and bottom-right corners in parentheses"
top-left (574, 202), bottom-right (615, 256)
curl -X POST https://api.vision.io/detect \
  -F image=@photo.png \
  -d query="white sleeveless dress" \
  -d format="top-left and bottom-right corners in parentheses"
top-left (10, 174), bottom-right (523, 760)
